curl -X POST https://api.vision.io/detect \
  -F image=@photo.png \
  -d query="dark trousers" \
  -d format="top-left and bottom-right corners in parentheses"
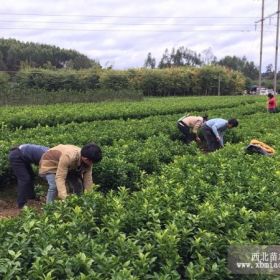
top-left (268, 108), bottom-right (276, 113)
top-left (201, 124), bottom-right (221, 152)
top-left (177, 122), bottom-right (194, 143)
top-left (9, 148), bottom-right (36, 208)
top-left (67, 171), bottom-right (84, 195)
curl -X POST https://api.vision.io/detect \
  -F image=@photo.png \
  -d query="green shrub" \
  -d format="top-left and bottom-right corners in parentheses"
top-left (0, 72), bottom-right (10, 90)
top-left (13, 66), bottom-right (246, 96)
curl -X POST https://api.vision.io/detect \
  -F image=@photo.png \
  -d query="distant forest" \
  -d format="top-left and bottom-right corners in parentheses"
top-left (0, 38), bottom-right (277, 89)
top-left (144, 47), bottom-right (260, 81)
top-left (0, 38), bottom-right (101, 72)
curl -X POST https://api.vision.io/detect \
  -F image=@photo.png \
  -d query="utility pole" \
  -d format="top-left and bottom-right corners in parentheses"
top-left (256, 1), bottom-right (280, 94)
top-left (274, 0), bottom-right (280, 94)
top-left (218, 73), bottom-right (221, 96)
top-left (259, 0), bottom-right (265, 92)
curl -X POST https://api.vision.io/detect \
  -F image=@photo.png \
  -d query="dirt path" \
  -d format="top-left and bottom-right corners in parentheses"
top-left (0, 184), bottom-right (46, 219)
top-left (0, 198), bottom-right (44, 219)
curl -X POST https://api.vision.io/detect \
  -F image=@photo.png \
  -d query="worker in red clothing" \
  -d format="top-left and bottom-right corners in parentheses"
top-left (267, 93), bottom-right (277, 113)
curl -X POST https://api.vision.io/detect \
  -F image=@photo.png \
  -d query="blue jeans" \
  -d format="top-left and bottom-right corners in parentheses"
top-left (45, 174), bottom-right (57, 204)
top-left (45, 171), bottom-right (84, 203)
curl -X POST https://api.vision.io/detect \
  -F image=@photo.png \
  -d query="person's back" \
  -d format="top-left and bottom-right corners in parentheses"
top-left (205, 118), bottom-right (228, 131)
top-left (39, 143), bottom-right (102, 203)
top-left (202, 118), bottom-right (238, 152)
top-left (267, 94), bottom-right (277, 113)
top-left (180, 116), bottom-right (203, 128)
top-left (39, 144), bottom-right (81, 175)
top-left (177, 115), bottom-right (208, 143)
top-left (9, 144), bottom-right (49, 208)
top-left (19, 144), bottom-right (49, 164)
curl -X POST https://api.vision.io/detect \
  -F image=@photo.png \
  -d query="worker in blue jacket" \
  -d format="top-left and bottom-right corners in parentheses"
top-left (9, 144), bottom-right (49, 208)
top-left (201, 118), bottom-right (238, 152)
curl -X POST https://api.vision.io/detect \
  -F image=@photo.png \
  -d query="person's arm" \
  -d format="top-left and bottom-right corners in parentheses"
top-left (193, 120), bottom-right (202, 141)
top-left (211, 124), bottom-right (220, 139)
top-left (83, 166), bottom-right (94, 192)
top-left (192, 120), bottom-right (202, 134)
top-left (55, 154), bottom-right (71, 200)
top-left (211, 121), bottom-right (226, 146)
top-left (214, 129), bottom-right (223, 146)
top-left (219, 135), bottom-right (224, 146)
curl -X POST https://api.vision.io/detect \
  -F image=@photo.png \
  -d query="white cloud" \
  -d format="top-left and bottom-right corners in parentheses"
top-left (0, 0), bottom-right (279, 70)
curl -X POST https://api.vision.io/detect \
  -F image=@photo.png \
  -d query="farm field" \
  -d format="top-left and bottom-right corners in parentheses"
top-left (1, 95), bottom-right (280, 279)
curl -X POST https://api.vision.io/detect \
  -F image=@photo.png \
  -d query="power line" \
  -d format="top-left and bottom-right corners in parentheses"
top-left (0, 13), bottom-right (260, 19)
top-left (0, 13), bottom-right (273, 32)
top-left (0, 27), bottom-right (265, 32)
top-left (0, 20), bottom-right (269, 27)
top-left (255, 11), bottom-right (278, 23)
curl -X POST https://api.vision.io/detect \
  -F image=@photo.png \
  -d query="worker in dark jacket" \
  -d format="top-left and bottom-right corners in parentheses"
top-left (9, 144), bottom-right (49, 208)
top-left (201, 118), bottom-right (238, 152)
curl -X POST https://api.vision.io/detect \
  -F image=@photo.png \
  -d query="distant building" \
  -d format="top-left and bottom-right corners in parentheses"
top-left (249, 86), bottom-right (276, 95)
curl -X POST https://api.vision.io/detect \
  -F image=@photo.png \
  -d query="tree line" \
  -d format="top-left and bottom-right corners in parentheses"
top-left (1, 66), bottom-right (244, 96)
top-left (0, 38), bottom-right (273, 85)
top-left (0, 38), bottom-right (246, 99)
top-left (144, 47), bottom-right (260, 81)
top-left (0, 38), bottom-right (101, 72)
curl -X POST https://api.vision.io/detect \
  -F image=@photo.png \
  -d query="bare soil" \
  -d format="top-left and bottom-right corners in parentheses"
top-left (0, 185), bottom-right (45, 219)
top-left (0, 198), bottom-right (45, 219)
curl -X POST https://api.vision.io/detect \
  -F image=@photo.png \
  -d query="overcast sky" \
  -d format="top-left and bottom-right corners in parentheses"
top-left (0, 0), bottom-right (279, 70)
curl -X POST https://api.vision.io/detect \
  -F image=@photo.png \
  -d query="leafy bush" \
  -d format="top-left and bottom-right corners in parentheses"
top-left (1, 95), bottom-right (279, 279)
top-left (0, 72), bottom-right (10, 90)
top-left (13, 66), bottom-right (246, 96)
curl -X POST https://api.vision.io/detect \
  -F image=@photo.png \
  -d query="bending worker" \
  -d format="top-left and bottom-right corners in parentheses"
top-left (177, 114), bottom-right (208, 143)
top-left (39, 143), bottom-right (102, 203)
top-left (201, 118), bottom-right (238, 152)
top-left (9, 144), bottom-right (49, 208)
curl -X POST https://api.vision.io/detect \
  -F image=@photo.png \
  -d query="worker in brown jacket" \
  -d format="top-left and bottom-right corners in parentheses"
top-left (177, 115), bottom-right (208, 143)
top-left (39, 143), bottom-right (102, 203)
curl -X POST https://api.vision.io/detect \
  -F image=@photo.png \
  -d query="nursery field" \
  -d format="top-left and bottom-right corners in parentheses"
top-left (1, 95), bottom-right (280, 279)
